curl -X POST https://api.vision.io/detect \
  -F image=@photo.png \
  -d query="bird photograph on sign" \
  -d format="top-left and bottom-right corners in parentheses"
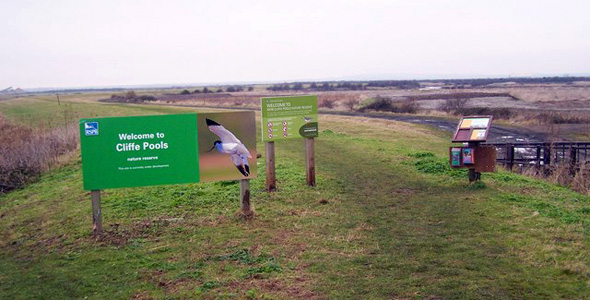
top-left (198, 111), bottom-right (257, 182)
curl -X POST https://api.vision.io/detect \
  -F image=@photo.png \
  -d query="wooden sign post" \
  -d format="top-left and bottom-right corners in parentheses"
top-left (305, 138), bottom-right (316, 186)
top-left (265, 142), bottom-right (276, 191)
top-left (91, 190), bottom-right (103, 236)
top-left (260, 95), bottom-right (319, 190)
top-left (239, 179), bottom-right (252, 218)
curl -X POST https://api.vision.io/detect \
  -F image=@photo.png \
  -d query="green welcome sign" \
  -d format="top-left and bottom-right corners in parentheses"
top-left (80, 112), bottom-right (257, 190)
top-left (261, 95), bottom-right (318, 141)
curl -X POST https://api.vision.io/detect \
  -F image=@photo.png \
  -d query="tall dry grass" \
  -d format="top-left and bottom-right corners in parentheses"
top-left (545, 163), bottom-right (590, 195)
top-left (571, 163), bottom-right (590, 195)
top-left (516, 163), bottom-right (590, 196)
top-left (0, 114), bottom-right (78, 193)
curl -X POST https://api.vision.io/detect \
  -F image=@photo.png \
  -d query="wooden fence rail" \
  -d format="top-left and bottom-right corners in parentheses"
top-left (483, 142), bottom-right (590, 173)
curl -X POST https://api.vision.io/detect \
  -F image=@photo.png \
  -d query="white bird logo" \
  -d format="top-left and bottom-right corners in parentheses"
top-left (206, 118), bottom-right (252, 177)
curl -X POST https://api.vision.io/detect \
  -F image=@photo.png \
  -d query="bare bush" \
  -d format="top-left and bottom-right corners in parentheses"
top-left (533, 112), bottom-right (590, 124)
top-left (319, 99), bottom-right (335, 109)
top-left (456, 107), bottom-right (514, 119)
top-left (0, 115), bottom-right (78, 193)
top-left (438, 98), bottom-right (468, 113)
top-left (125, 90), bottom-right (137, 99)
top-left (359, 96), bottom-right (393, 112)
top-left (344, 97), bottom-right (360, 111)
top-left (109, 91), bottom-right (157, 103)
top-left (359, 96), bottom-right (420, 114)
top-left (398, 99), bottom-right (420, 114)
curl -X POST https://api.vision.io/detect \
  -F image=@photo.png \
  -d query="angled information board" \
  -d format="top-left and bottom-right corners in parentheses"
top-left (452, 116), bottom-right (493, 143)
top-left (261, 95), bottom-right (318, 141)
top-left (80, 112), bottom-right (257, 190)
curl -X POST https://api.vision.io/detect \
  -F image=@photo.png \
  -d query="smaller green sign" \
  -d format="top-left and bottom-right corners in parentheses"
top-left (261, 95), bottom-right (318, 142)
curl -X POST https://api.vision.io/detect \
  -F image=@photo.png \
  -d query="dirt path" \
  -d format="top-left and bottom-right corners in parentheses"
top-left (152, 103), bottom-right (549, 143)
top-left (321, 111), bottom-right (548, 143)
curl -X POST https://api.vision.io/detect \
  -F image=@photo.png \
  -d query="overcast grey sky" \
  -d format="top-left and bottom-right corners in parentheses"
top-left (1, 0), bottom-right (589, 88)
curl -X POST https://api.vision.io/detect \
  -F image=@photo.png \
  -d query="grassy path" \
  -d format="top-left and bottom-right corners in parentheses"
top-left (301, 117), bottom-right (590, 299)
top-left (1, 99), bottom-right (590, 299)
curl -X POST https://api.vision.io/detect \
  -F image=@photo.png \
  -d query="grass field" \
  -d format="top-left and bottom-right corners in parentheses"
top-left (1, 97), bottom-right (590, 299)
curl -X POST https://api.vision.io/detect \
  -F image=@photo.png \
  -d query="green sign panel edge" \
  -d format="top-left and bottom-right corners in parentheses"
top-left (260, 95), bottom-right (319, 142)
top-left (80, 113), bottom-right (200, 190)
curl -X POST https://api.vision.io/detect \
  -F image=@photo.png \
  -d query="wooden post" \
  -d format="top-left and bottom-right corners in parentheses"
top-left (536, 145), bottom-right (541, 171)
top-left (305, 138), bottom-right (316, 186)
top-left (543, 143), bottom-right (551, 175)
top-left (468, 168), bottom-right (479, 183)
top-left (265, 142), bottom-right (276, 192)
top-left (240, 179), bottom-right (252, 217)
top-left (91, 190), bottom-right (102, 236)
top-left (467, 142), bottom-right (481, 183)
top-left (569, 145), bottom-right (577, 176)
top-left (506, 143), bottom-right (514, 171)
top-left (56, 93), bottom-right (61, 105)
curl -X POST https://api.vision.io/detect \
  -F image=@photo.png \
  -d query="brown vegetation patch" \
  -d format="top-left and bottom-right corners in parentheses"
top-left (131, 291), bottom-right (154, 300)
top-left (96, 218), bottom-right (173, 246)
top-left (394, 188), bottom-right (415, 196)
top-left (0, 114), bottom-right (78, 193)
top-left (226, 277), bottom-right (317, 300)
top-left (138, 269), bottom-right (198, 296)
top-left (407, 92), bottom-right (518, 101)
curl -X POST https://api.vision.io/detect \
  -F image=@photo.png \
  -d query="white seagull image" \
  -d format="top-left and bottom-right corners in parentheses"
top-left (206, 118), bottom-right (252, 177)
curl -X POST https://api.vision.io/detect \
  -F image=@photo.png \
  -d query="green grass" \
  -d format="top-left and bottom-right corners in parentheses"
top-left (1, 99), bottom-right (590, 299)
top-left (0, 95), bottom-right (195, 128)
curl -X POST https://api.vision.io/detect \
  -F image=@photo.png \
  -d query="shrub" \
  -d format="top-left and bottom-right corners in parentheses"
top-left (438, 98), bottom-right (468, 113)
top-left (359, 96), bottom-right (420, 114)
top-left (138, 95), bottom-right (157, 101)
top-left (534, 112), bottom-right (590, 124)
top-left (319, 99), bottom-right (335, 109)
top-left (344, 98), bottom-right (360, 111)
top-left (359, 96), bottom-right (393, 112)
top-left (456, 107), bottom-right (514, 119)
top-left (0, 115), bottom-right (78, 193)
top-left (398, 99), bottom-right (420, 114)
top-left (180, 90), bottom-right (191, 95)
top-left (125, 91), bottom-right (137, 99)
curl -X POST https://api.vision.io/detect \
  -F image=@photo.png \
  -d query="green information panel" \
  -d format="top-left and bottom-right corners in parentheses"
top-left (80, 114), bottom-right (200, 190)
top-left (80, 112), bottom-right (258, 190)
top-left (261, 95), bottom-right (318, 141)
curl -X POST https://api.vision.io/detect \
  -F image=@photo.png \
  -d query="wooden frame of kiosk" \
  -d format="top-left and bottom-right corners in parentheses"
top-left (449, 116), bottom-right (497, 181)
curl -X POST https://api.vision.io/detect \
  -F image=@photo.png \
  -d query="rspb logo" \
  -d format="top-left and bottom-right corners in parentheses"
top-left (84, 122), bottom-right (99, 136)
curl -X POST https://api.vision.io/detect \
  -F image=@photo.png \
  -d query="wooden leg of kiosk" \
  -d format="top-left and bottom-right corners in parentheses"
top-left (240, 179), bottom-right (253, 219)
top-left (468, 168), bottom-right (480, 183)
